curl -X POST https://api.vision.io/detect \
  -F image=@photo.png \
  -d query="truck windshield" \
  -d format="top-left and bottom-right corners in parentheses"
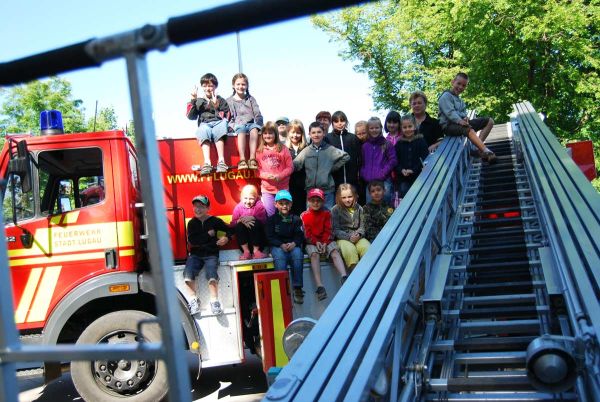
top-left (38, 147), bottom-right (104, 215)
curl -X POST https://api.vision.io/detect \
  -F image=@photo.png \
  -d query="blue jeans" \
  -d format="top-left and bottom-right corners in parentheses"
top-left (234, 122), bottom-right (261, 134)
top-left (183, 255), bottom-right (219, 282)
top-left (271, 246), bottom-right (304, 288)
top-left (196, 119), bottom-right (228, 143)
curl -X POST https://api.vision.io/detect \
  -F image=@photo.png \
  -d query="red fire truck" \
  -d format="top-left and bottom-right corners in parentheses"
top-left (2, 124), bottom-right (341, 400)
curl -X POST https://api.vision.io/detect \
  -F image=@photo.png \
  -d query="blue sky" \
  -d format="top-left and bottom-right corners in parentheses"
top-left (0, 0), bottom-right (379, 137)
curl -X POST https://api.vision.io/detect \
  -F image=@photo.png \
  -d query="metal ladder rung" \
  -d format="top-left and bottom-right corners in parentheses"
top-left (460, 319), bottom-right (540, 334)
top-left (462, 293), bottom-right (536, 306)
top-left (425, 392), bottom-right (578, 401)
top-left (438, 336), bottom-right (538, 351)
top-left (453, 351), bottom-right (527, 365)
top-left (450, 306), bottom-right (548, 320)
top-left (428, 377), bottom-right (533, 392)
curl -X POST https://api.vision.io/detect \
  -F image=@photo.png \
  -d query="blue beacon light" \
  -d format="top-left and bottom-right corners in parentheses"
top-left (39, 110), bottom-right (64, 135)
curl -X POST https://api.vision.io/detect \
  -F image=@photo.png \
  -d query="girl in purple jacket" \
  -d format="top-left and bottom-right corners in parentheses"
top-left (360, 117), bottom-right (397, 204)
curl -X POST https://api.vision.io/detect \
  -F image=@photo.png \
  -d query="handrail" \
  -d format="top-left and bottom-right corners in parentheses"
top-left (266, 136), bottom-right (470, 401)
top-left (512, 102), bottom-right (600, 392)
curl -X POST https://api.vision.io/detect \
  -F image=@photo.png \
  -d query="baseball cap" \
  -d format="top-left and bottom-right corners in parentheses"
top-left (307, 188), bottom-right (325, 200)
top-left (275, 117), bottom-right (289, 125)
top-left (192, 195), bottom-right (210, 206)
top-left (275, 190), bottom-right (293, 202)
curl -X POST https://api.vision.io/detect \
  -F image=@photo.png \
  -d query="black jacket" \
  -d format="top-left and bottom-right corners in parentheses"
top-left (186, 95), bottom-right (230, 125)
top-left (266, 213), bottom-right (304, 247)
top-left (325, 129), bottom-right (361, 188)
top-left (187, 216), bottom-right (233, 257)
top-left (415, 112), bottom-right (443, 147)
top-left (394, 134), bottom-right (429, 182)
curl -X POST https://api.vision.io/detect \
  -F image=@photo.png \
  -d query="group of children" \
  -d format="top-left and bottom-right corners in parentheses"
top-left (184, 71), bottom-right (495, 315)
top-left (183, 180), bottom-right (387, 315)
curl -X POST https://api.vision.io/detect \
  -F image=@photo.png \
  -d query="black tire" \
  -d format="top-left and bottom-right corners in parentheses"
top-left (71, 310), bottom-right (168, 402)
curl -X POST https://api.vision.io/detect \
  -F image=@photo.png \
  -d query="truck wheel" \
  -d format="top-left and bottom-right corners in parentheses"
top-left (71, 310), bottom-right (169, 402)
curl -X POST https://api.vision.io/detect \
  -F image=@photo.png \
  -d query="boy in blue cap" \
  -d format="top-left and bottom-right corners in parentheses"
top-left (266, 190), bottom-right (305, 304)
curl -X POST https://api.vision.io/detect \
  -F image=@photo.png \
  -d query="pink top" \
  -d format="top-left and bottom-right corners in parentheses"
top-left (256, 146), bottom-right (293, 194)
top-left (231, 199), bottom-right (268, 225)
top-left (386, 133), bottom-right (401, 146)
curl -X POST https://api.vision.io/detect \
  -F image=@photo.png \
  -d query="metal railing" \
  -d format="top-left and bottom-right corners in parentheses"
top-left (266, 136), bottom-right (471, 401)
top-left (0, 1), bottom-right (375, 401)
top-left (512, 101), bottom-right (600, 396)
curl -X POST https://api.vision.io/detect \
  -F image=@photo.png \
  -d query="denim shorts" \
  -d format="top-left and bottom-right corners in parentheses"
top-left (234, 122), bottom-right (261, 134)
top-left (195, 119), bottom-right (228, 143)
top-left (183, 255), bottom-right (219, 282)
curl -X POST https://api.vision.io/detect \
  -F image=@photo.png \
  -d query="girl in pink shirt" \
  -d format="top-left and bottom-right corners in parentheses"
top-left (256, 121), bottom-right (293, 216)
top-left (231, 185), bottom-right (268, 260)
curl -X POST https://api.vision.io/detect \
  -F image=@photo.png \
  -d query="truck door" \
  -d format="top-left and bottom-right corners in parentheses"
top-left (3, 145), bottom-right (118, 331)
top-left (254, 271), bottom-right (293, 372)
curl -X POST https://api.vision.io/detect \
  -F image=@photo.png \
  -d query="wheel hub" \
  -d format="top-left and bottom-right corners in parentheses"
top-left (91, 331), bottom-right (156, 395)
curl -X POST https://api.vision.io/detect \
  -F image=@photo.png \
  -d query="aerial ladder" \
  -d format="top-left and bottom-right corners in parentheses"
top-left (267, 103), bottom-right (600, 401)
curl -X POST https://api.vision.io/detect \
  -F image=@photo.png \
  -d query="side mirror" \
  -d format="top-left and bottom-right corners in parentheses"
top-left (8, 140), bottom-right (32, 193)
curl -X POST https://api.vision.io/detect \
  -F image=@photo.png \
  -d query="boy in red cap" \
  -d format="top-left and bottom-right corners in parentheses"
top-left (301, 188), bottom-right (348, 301)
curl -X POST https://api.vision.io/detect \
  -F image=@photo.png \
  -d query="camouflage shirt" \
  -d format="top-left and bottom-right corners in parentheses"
top-left (363, 202), bottom-right (394, 242)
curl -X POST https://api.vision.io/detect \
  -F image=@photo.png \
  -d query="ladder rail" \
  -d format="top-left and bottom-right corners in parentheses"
top-left (266, 137), bottom-right (471, 401)
top-left (513, 102), bottom-right (600, 395)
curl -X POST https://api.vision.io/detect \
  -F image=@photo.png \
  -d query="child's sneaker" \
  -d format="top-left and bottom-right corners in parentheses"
top-left (293, 288), bottom-right (304, 304)
top-left (239, 250), bottom-right (252, 260)
top-left (253, 250), bottom-right (268, 259)
top-left (188, 297), bottom-right (200, 315)
top-left (341, 275), bottom-right (349, 284)
top-left (316, 286), bottom-right (327, 301)
top-left (216, 161), bottom-right (228, 173)
top-left (197, 163), bottom-right (213, 175)
top-left (210, 300), bottom-right (223, 315)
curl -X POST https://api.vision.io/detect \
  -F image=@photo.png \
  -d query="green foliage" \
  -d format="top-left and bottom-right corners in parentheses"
top-left (87, 106), bottom-right (118, 132)
top-left (0, 77), bottom-right (87, 135)
top-left (125, 119), bottom-right (136, 141)
top-left (592, 177), bottom-right (600, 193)
top-left (312, 0), bottom-right (600, 142)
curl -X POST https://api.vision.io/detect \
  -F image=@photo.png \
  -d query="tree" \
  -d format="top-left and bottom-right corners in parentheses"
top-left (313, 0), bottom-right (600, 141)
top-left (87, 105), bottom-right (118, 132)
top-left (125, 119), bottom-right (136, 141)
top-left (0, 77), bottom-right (87, 135)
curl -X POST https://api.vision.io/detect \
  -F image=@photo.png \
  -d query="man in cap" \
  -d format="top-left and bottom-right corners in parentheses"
top-left (275, 116), bottom-right (290, 142)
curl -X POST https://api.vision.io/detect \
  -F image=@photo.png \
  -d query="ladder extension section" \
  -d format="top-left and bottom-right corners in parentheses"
top-left (266, 103), bottom-right (600, 401)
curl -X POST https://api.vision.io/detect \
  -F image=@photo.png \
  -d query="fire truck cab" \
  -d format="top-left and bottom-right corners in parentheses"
top-left (1, 126), bottom-right (341, 400)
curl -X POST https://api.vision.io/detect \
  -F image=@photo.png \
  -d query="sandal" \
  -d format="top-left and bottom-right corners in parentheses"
top-left (216, 161), bottom-right (229, 173)
top-left (248, 159), bottom-right (258, 170)
top-left (237, 160), bottom-right (249, 170)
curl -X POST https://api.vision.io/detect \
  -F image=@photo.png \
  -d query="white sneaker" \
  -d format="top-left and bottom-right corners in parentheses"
top-left (188, 297), bottom-right (200, 315)
top-left (210, 300), bottom-right (223, 315)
